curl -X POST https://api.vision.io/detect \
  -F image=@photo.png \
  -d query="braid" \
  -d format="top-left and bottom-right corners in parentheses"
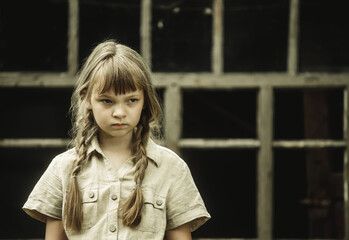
top-left (64, 110), bottom-right (95, 231)
top-left (121, 115), bottom-right (150, 227)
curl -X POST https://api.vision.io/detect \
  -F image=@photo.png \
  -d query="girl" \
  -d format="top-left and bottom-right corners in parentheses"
top-left (23, 39), bottom-right (210, 239)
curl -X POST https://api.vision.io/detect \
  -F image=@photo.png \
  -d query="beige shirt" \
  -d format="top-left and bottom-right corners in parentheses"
top-left (23, 138), bottom-right (210, 239)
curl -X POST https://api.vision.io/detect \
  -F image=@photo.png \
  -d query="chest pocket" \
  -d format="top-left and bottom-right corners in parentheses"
top-left (81, 188), bottom-right (98, 230)
top-left (137, 189), bottom-right (166, 233)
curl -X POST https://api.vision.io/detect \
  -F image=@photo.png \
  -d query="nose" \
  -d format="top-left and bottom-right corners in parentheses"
top-left (112, 104), bottom-right (126, 119)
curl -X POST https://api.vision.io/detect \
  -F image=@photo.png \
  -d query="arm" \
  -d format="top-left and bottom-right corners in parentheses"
top-left (45, 217), bottom-right (68, 240)
top-left (165, 222), bottom-right (192, 240)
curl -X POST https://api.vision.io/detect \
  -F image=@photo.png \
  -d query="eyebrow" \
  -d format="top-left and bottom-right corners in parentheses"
top-left (96, 94), bottom-right (112, 98)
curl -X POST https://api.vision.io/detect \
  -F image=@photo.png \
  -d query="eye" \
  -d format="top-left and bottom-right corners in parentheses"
top-left (101, 99), bottom-right (112, 104)
top-left (129, 98), bottom-right (138, 103)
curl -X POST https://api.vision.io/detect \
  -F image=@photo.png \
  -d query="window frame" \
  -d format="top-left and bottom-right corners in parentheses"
top-left (0, 0), bottom-right (348, 239)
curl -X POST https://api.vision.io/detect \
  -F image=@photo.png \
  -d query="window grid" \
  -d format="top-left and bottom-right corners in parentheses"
top-left (0, 0), bottom-right (348, 240)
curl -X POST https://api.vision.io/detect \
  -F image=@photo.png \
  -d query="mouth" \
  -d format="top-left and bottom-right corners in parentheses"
top-left (112, 123), bottom-right (127, 128)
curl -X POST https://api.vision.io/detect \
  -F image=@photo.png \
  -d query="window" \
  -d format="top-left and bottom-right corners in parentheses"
top-left (152, 0), bottom-right (212, 72)
top-left (0, 0), bottom-right (68, 71)
top-left (79, 0), bottom-right (141, 63)
top-left (224, 0), bottom-right (289, 72)
top-left (182, 89), bottom-right (256, 138)
top-left (299, 0), bottom-right (349, 72)
top-left (1, 0), bottom-right (348, 239)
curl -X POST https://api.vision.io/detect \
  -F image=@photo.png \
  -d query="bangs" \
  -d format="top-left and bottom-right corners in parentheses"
top-left (93, 56), bottom-right (144, 95)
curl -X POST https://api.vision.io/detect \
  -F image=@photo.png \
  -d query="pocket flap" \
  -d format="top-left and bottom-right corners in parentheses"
top-left (82, 189), bottom-right (98, 203)
top-left (143, 190), bottom-right (165, 210)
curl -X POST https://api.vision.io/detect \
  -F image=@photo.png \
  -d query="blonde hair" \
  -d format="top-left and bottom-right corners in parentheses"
top-left (64, 39), bottom-right (162, 231)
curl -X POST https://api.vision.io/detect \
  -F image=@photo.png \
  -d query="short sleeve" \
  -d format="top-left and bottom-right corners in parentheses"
top-left (166, 162), bottom-right (210, 232)
top-left (23, 155), bottom-right (63, 223)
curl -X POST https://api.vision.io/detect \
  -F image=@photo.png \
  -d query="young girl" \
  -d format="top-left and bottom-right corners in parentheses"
top-left (23, 39), bottom-right (210, 239)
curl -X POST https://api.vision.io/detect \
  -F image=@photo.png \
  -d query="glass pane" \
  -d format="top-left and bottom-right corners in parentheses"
top-left (0, 88), bottom-right (72, 138)
top-left (79, 0), bottom-right (140, 65)
top-left (0, 147), bottom-right (66, 238)
top-left (274, 148), bottom-right (344, 238)
top-left (152, 0), bottom-right (212, 72)
top-left (182, 89), bottom-right (257, 138)
top-left (181, 148), bottom-right (257, 238)
top-left (224, 0), bottom-right (289, 72)
top-left (299, 0), bottom-right (349, 72)
top-left (274, 88), bottom-right (343, 140)
top-left (0, 0), bottom-right (68, 71)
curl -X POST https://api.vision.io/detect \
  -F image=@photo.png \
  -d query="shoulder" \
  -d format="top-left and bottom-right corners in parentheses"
top-left (158, 145), bottom-right (185, 165)
top-left (145, 141), bottom-right (194, 196)
top-left (53, 148), bottom-right (76, 164)
top-left (147, 140), bottom-right (189, 173)
top-left (48, 148), bottom-right (76, 174)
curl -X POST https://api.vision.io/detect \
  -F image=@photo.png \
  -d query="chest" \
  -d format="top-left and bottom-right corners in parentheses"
top-left (69, 156), bottom-right (168, 234)
top-left (74, 154), bottom-right (172, 196)
top-left (103, 151), bottom-right (133, 172)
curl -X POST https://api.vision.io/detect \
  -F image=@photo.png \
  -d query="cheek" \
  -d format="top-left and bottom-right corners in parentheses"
top-left (133, 107), bottom-right (143, 123)
top-left (138, 105), bottom-right (145, 117)
top-left (91, 106), bottom-right (106, 120)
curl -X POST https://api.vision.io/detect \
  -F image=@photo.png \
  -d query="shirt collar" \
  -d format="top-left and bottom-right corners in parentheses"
top-left (87, 136), bottom-right (104, 156)
top-left (86, 136), bottom-right (161, 167)
top-left (145, 138), bottom-right (161, 167)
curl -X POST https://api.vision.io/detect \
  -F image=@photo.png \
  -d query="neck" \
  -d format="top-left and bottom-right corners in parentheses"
top-left (98, 132), bottom-right (133, 154)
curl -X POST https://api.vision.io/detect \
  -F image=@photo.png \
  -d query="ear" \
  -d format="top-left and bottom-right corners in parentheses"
top-left (80, 88), bottom-right (87, 98)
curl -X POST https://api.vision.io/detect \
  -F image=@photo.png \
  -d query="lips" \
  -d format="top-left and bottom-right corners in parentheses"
top-left (112, 123), bottom-right (127, 128)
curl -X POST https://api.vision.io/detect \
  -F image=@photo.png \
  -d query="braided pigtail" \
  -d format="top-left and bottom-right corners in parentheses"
top-left (121, 115), bottom-right (150, 227)
top-left (64, 109), bottom-right (96, 231)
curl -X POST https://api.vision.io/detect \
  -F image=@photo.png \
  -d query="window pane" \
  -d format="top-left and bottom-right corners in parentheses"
top-left (182, 89), bottom-right (257, 138)
top-left (0, 147), bottom-right (66, 238)
top-left (0, 0), bottom-right (68, 71)
top-left (181, 148), bottom-right (257, 238)
top-left (274, 88), bottom-right (343, 140)
top-left (224, 0), bottom-right (289, 72)
top-left (152, 0), bottom-right (212, 72)
top-left (274, 148), bottom-right (344, 238)
top-left (0, 88), bottom-right (72, 138)
top-left (79, 0), bottom-right (140, 65)
top-left (299, 0), bottom-right (349, 72)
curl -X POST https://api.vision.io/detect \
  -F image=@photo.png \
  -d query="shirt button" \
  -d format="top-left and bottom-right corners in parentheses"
top-left (89, 192), bottom-right (95, 198)
top-left (156, 200), bottom-right (163, 206)
top-left (111, 194), bottom-right (118, 200)
top-left (109, 225), bottom-right (116, 232)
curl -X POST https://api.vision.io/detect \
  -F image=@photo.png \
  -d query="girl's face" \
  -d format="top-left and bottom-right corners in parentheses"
top-left (88, 87), bottom-right (144, 142)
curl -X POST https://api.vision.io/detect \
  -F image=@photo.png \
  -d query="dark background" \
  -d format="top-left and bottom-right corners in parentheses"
top-left (0, 0), bottom-right (348, 238)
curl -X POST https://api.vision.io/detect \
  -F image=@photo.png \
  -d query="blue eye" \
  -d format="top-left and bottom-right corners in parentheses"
top-left (129, 98), bottom-right (138, 103)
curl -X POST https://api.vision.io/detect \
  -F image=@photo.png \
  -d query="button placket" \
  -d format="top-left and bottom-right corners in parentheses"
top-left (109, 182), bottom-right (121, 208)
top-left (107, 211), bottom-right (118, 239)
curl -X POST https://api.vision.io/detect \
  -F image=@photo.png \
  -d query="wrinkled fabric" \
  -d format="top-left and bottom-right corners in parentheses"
top-left (23, 138), bottom-right (210, 240)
